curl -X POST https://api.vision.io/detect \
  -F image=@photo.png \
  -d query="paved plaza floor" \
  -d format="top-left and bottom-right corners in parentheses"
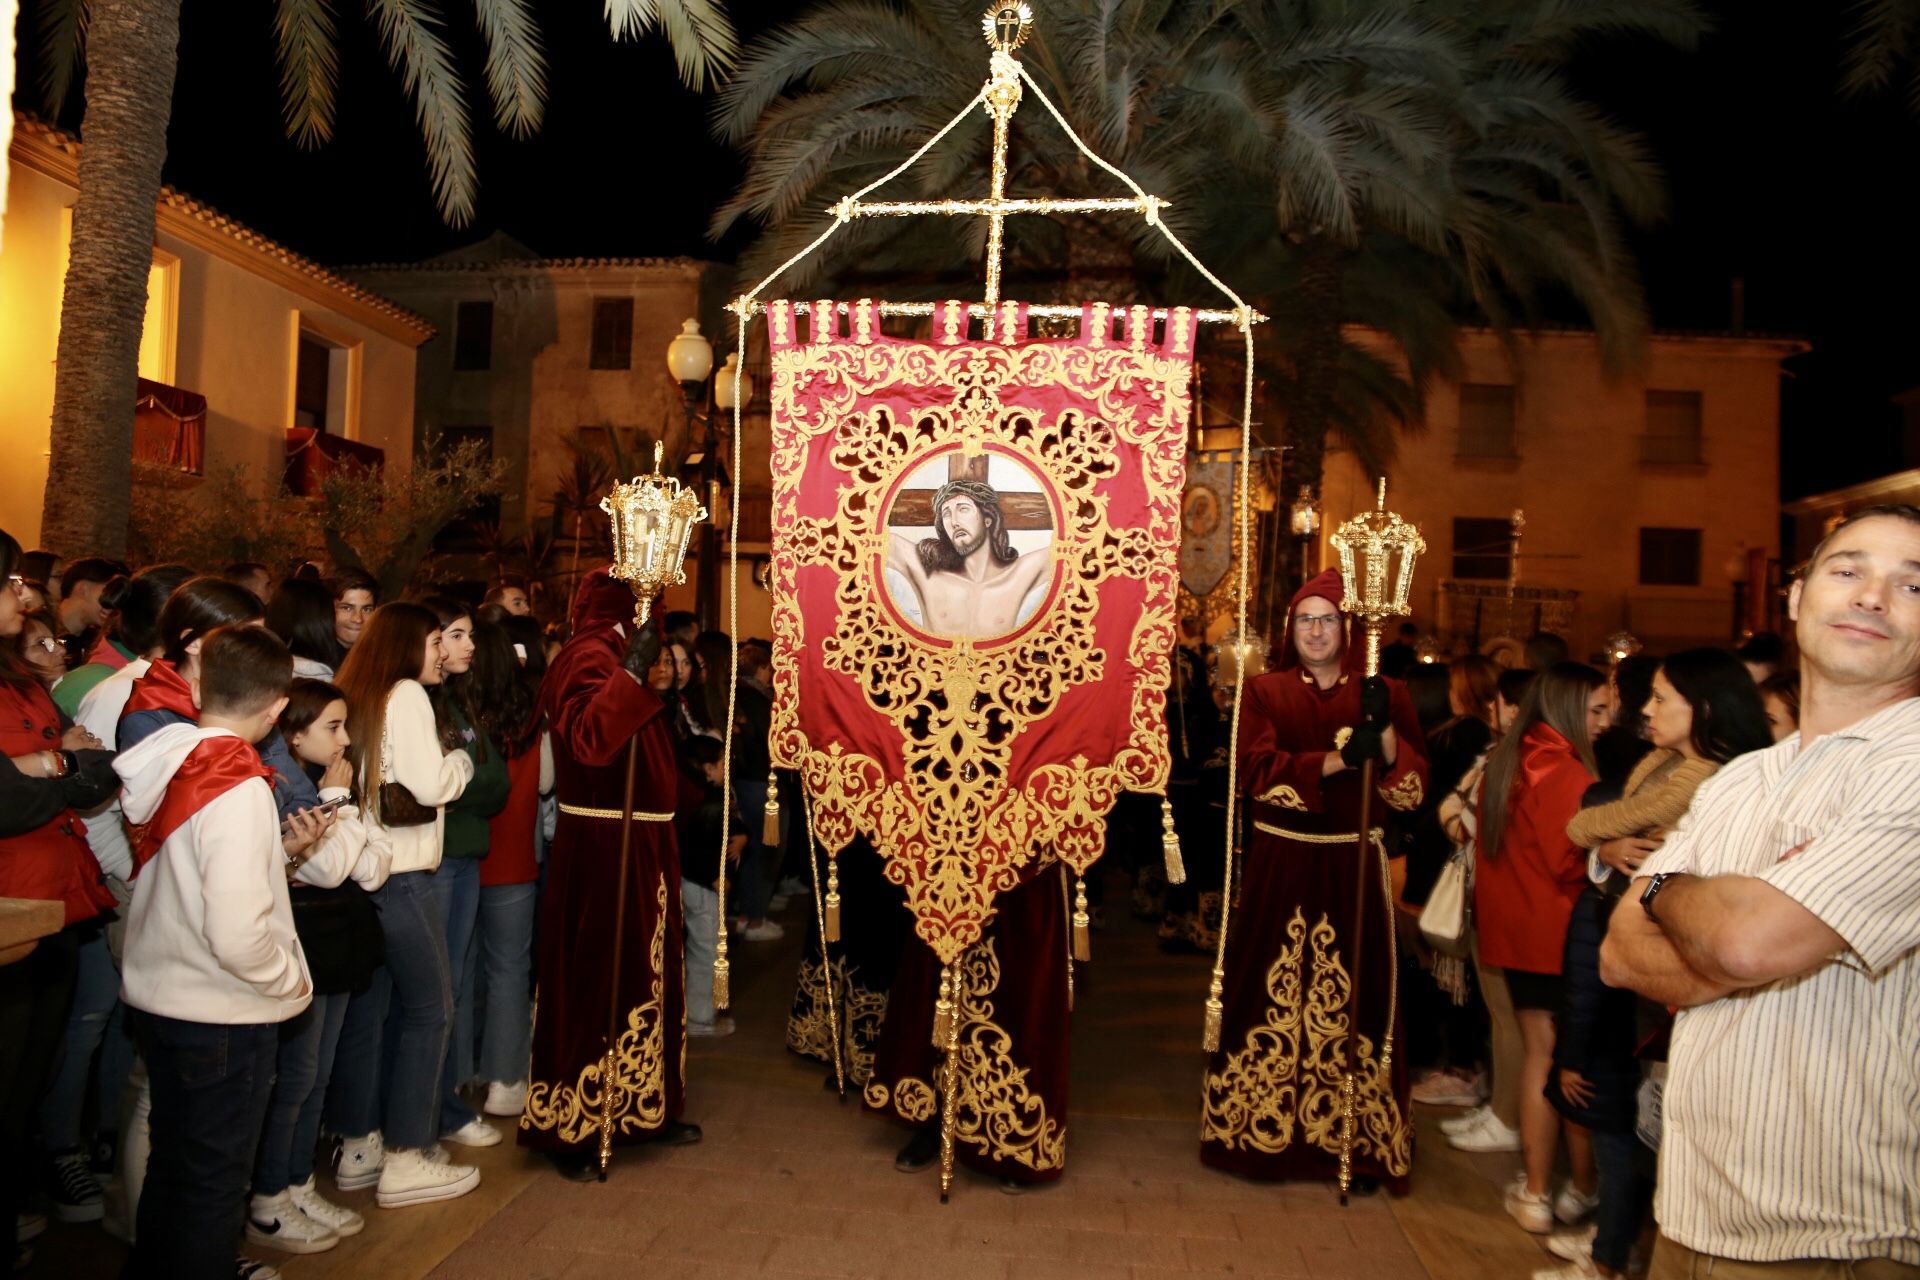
top-left (35, 872), bottom-right (1554, 1278)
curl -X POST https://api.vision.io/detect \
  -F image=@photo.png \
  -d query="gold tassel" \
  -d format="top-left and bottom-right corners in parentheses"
top-left (1160, 796), bottom-right (1186, 885)
top-left (713, 954), bottom-right (731, 1012)
top-left (761, 770), bottom-right (781, 848)
top-left (824, 852), bottom-right (842, 943)
top-left (1202, 968), bottom-right (1225, 1052)
top-left (1071, 876), bottom-right (1091, 962)
top-left (930, 965), bottom-right (954, 1049)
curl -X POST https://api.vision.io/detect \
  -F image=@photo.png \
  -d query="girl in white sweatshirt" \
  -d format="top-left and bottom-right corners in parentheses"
top-left (330, 603), bottom-right (477, 1209)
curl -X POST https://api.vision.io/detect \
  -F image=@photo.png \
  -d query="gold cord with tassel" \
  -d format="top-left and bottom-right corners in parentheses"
top-left (824, 851), bottom-right (842, 943)
top-left (1060, 864), bottom-right (1075, 1012)
top-left (1160, 796), bottom-right (1186, 885)
top-left (762, 769), bottom-right (781, 847)
top-left (931, 965), bottom-right (954, 1049)
top-left (1071, 876), bottom-right (1091, 962)
top-left (1202, 967), bottom-right (1224, 1052)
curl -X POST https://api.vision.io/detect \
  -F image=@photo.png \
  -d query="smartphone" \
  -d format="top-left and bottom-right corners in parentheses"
top-left (281, 796), bottom-right (348, 832)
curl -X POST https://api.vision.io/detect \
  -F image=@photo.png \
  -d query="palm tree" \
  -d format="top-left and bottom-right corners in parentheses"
top-left (29, 0), bottom-right (738, 557)
top-left (711, 0), bottom-right (1699, 512)
top-left (1844, 0), bottom-right (1920, 112)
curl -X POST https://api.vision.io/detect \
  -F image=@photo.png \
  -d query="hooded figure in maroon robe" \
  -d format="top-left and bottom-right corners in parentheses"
top-left (1199, 568), bottom-right (1426, 1190)
top-left (519, 572), bottom-right (698, 1172)
top-left (862, 867), bottom-right (1072, 1188)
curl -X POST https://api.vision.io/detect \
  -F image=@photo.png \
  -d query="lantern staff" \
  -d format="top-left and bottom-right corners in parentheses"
top-left (1327, 478), bottom-right (1425, 1201)
top-left (592, 442), bottom-right (708, 1177)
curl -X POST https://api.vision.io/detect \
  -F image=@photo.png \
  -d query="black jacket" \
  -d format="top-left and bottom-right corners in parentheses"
top-left (1545, 882), bottom-right (1640, 1132)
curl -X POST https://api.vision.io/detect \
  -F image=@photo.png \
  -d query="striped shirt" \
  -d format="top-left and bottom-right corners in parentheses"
top-left (1637, 696), bottom-right (1920, 1264)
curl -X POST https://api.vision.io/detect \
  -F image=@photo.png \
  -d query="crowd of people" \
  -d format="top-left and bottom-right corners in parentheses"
top-left (4, 502), bottom-right (1916, 1280)
top-left (0, 534), bottom-right (792, 1277)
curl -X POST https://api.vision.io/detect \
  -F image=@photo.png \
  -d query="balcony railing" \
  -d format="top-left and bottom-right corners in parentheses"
top-left (132, 377), bottom-right (206, 475)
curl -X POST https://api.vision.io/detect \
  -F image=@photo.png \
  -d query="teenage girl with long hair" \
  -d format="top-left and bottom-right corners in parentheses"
top-left (330, 603), bottom-right (478, 1208)
top-left (1475, 662), bottom-right (1610, 1235)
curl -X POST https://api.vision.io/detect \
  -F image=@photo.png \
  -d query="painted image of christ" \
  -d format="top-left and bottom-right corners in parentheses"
top-left (884, 455), bottom-right (1054, 640)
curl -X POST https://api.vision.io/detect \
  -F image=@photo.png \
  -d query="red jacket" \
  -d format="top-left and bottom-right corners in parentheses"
top-left (1474, 723), bottom-right (1593, 974)
top-left (481, 744), bottom-right (543, 888)
top-left (0, 680), bottom-right (117, 926)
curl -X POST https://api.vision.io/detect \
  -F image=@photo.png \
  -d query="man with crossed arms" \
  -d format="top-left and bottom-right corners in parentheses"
top-left (1601, 504), bottom-right (1920, 1279)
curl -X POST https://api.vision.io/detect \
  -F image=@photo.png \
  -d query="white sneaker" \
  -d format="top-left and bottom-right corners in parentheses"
top-left (688, 1016), bottom-right (737, 1038)
top-left (1439, 1103), bottom-right (1492, 1136)
top-left (740, 919), bottom-right (785, 942)
top-left (289, 1176), bottom-right (364, 1238)
top-left (245, 1191), bottom-right (339, 1255)
top-left (442, 1118), bottom-right (502, 1148)
top-left (375, 1148), bottom-right (480, 1209)
top-left (1546, 1224), bottom-right (1598, 1265)
top-left (1505, 1175), bottom-right (1555, 1234)
top-left (332, 1131), bottom-right (384, 1191)
top-left (767, 893), bottom-right (791, 912)
top-left (1411, 1069), bottom-right (1484, 1107)
top-left (235, 1256), bottom-right (284, 1280)
top-left (483, 1080), bottom-right (529, 1117)
top-left (1530, 1262), bottom-right (1597, 1280)
top-left (777, 875), bottom-right (806, 898)
top-left (1555, 1180), bottom-right (1602, 1225)
top-left (16, 1211), bottom-right (47, 1243)
top-left (1448, 1108), bottom-right (1524, 1153)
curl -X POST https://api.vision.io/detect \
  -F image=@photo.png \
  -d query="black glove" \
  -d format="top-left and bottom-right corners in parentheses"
top-left (1359, 675), bottom-right (1391, 728)
top-left (622, 617), bottom-right (661, 680)
top-left (1340, 723), bottom-right (1385, 769)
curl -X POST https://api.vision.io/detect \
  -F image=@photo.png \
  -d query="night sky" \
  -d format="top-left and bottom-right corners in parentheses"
top-left (20, 1), bottom-right (1920, 500)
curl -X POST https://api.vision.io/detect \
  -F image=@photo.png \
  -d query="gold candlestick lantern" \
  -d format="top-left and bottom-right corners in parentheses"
top-left (601, 442), bottom-right (710, 628)
top-left (1326, 478), bottom-right (1424, 1201)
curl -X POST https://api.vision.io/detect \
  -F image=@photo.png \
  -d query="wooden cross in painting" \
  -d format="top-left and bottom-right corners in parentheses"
top-left (886, 454), bottom-right (1053, 530)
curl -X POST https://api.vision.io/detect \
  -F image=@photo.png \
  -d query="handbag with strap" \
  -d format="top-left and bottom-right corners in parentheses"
top-left (1420, 843), bottom-right (1473, 955)
top-left (376, 717), bottom-right (435, 828)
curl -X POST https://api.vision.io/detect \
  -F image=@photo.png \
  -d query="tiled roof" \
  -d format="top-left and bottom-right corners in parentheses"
top-left (11, 113), bottom-right (436, 341)
top-left (348, 254), bottom-right (709, 274)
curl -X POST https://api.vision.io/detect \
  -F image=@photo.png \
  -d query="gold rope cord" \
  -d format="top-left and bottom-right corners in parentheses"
top-left (522, 876), bottom-right (670, 1144)
top-left (800, 786), bottom-right (846, 1096)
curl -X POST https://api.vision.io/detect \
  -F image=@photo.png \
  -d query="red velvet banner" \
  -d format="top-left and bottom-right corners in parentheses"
top-left (766, 298), bottom-right (1195, 964)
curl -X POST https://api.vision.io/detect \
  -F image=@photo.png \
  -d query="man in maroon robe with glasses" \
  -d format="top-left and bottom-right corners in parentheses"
top-left (1199, 568), bottom-right (1427, 1193)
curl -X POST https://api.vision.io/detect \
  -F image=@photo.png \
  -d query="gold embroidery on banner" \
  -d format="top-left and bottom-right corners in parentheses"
top-left (1256, 784), bottom-right (1308, 811)
top-left (875, 940), bottom-right (1067, 1172)
top-left (1199, 908), bottom-right (1410, 1175)
top-left (1380, 772), bottom-right (1423, 811)
top-left (788, 954), bottom-right (889, 1086)
top-left (767, 313), bottom-right (1189, 965)
top-left (521, 877), bottom-right (669, 1144)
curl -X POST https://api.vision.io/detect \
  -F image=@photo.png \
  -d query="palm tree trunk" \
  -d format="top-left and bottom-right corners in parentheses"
top-left (1283, 234), bottom-right (1347, 501)
top-left (39, 0), bottom-right (184, 558)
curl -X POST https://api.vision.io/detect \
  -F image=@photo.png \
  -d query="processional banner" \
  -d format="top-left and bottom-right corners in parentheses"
top-left (767, 297), bottom-right (1196, 965)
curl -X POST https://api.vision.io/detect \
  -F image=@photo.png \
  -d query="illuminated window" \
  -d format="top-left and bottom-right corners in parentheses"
top-left (57, 210), bottom-right (177, 383)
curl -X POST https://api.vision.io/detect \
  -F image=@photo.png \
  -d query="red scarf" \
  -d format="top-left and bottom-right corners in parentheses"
top-left (122, 659), bottom-right (197, 724)
top-left (129, 736), bottom-right (273, 877)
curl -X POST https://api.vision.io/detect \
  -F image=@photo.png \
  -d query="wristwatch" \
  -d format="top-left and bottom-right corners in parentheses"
top-left (1639, 871), bottom-right (1683, 923)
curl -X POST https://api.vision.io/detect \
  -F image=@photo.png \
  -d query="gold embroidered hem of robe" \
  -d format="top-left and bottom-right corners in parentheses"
top-left (520, 877), bottom-right (671, 1145)
top-left (1255, 784), bottom-right (1308, 811)
top-left (866, 939), bottom-right (1066, 1173)
top-left (789, 954), bottom-right (890, 1086)
top-left (1380, 772), bottom-right (1423, 811)
top-left (1199, 907), bottom-right (1411, 1175)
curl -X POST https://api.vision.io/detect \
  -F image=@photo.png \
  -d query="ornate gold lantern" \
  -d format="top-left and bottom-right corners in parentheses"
top-left (1330, 479), bottom-right (1426, 676)
top-left (600, 442), bottom-right (709, 628)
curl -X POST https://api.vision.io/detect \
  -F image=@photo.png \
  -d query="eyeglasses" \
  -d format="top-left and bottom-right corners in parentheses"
top-left (28, 635), bottom-right (59, 655)
top-left (1294, 613), bottom-right (1343, 632)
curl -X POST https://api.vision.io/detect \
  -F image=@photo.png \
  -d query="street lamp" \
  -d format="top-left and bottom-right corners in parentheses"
top-left (667, 318), bottom-right (720, 628)
top-left (1289, 485), bottom-right (1321, 588)
top-left (1724, 544), bottom-right (1749, 642)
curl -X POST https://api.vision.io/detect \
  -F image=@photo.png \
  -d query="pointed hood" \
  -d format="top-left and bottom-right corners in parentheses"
top-left (570, 568), bottom-right (639, 638)
top-left (1278, 567), bottom-right (1362, 674)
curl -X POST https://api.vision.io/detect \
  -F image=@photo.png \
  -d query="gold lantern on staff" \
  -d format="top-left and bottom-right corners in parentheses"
top-left (601, 442), bottom-right (709, 627)
top-left (1330, 479), bottom-right (1425, 679)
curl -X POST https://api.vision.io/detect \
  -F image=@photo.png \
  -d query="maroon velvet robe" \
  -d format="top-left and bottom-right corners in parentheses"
top-left (519, 574), bottom-right (685, 1152)
top-left (1199, 646), bottom-right (1428, 1188)
top-left (863, 868), bottom-right (1072, 1184)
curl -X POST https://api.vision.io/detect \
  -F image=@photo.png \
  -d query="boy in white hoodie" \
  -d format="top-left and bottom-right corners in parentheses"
top-left (116, 626), bottom-right (319, 1280)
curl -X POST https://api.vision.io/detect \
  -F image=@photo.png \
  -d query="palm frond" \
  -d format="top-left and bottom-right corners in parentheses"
top-left (274, 0), bottom-right (341, 149)
top-left (1842, 0), bottom-right (1920, 112)
top-left (606, 0), bottom-right (741, 91)
top-left (472, 0), bottom-right (547, 138)
top-left (367, 0), bottom-right (478, 226)
top-left (33, 0), bottom-right (91, 115)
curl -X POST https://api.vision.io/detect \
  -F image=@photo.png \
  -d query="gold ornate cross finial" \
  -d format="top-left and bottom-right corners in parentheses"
top-left (982, 2), bottom-right (1034, 54)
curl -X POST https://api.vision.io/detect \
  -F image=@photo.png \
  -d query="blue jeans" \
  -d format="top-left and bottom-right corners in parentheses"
top-left (683, 880), bottom-right (719, 1026)
top-left (432, 858), bottom-right (482, 1133)
top-left (732, 776), bottom-right (775, 920)
top-left (324, 967), bottom-right (390, 1140)
top-left (129, 1013), bottom-right (278, 1280)
top-left (38, 925), bottom-right (124, 1152)
top-left (474, 882), bottom-right (536, 1083)
top-left (1592, 1126), bottom-right (1649, 1272)
top-left (370, 871), bottom-right (453, 1151)
top-left (252, 993), bottom-right (349, 1196)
